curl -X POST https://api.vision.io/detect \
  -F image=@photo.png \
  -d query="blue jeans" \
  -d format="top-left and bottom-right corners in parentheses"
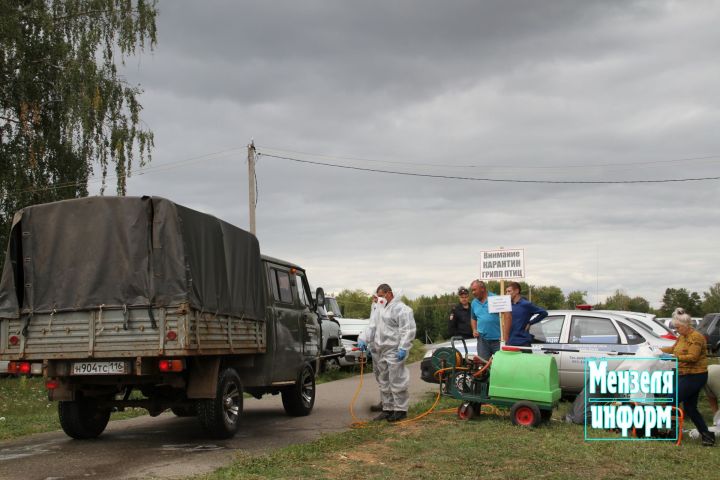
top-left (477, 337), bottom-right (500, 360)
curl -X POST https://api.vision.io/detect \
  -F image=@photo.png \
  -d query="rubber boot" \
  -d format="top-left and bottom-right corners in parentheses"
top-left (373, 410), bottom-right (392, 421)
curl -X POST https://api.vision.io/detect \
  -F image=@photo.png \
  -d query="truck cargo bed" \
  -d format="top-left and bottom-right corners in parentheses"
top-left (0, 306), bottom-right (266, 360)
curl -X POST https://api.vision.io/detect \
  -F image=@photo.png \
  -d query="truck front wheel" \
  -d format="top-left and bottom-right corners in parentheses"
top-left (282, 364), bottom-right (315, 416)
top-left (198, 368), bottom-right (243, 439)
top-left (58, 398), bottom-right (111, 439)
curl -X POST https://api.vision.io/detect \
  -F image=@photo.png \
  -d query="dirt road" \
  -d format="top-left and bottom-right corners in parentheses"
top-left (0, 362), bottom-right (437, 480)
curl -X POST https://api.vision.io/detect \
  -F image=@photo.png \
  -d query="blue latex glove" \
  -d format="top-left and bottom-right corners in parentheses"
top-left (396, 348), bottom-right (408, 361)
top-left (659, 353), bottom-right (674, 360)
top-left (357, 340), bottom-right (367, 351)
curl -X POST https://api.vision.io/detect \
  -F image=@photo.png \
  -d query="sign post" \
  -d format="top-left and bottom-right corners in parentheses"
top-left (480, 248), bottom-right (526, 344)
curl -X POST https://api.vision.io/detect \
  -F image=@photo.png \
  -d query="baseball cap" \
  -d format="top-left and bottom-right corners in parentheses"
top-left (458, 287), bottom-right (469, 295)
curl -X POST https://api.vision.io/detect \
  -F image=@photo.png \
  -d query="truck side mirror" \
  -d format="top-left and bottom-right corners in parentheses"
top-left (315, 287), bottom-right (326, 308)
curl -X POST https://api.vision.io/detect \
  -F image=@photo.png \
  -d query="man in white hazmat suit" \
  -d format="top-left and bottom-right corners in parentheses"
top-left (358, 284), bottom-right (416, 422)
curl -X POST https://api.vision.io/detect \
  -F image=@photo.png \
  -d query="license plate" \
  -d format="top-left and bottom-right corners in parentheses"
top-left (72, 361), bottom-right (128, 375)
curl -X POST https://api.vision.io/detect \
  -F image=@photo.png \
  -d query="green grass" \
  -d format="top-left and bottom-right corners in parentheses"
top-left (0, 376), bottom-right (148, 441)
top-left (196, 393), bottom-right (720, 480)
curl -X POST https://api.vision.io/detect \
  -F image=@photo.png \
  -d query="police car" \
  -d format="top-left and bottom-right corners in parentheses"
top-left (420, 310), bottom-right (675, 394)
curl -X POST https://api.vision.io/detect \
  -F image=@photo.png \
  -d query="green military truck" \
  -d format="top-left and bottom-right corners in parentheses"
top-left (0, 196), bottom-right (325, 439)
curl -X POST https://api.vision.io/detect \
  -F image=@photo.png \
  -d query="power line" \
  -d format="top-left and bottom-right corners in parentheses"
top-left (260, 146), bottom-right (720, 171)
top-left (257, 152), bottom-right (720, 185)
top-left (4, 146), bottom-right (246, 196)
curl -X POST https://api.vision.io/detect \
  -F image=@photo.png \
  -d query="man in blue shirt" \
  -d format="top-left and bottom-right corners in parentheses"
top-left (505, 281), bottom-right (548, 347)
top-left (470, 280), bottom-right (501, 360)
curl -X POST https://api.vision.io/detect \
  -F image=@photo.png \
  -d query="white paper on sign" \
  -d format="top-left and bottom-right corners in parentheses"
top-left (488, 295), bottom-right (512, 313)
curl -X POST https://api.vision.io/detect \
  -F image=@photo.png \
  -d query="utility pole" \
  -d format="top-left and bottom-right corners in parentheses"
top-left (248, 141), bottom-right (256, 235)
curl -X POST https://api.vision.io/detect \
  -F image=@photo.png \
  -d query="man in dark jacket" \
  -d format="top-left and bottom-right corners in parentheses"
top-left (448, 287), bottom-right (473, 339)
top-left (505, 281), bottom-right (548, 346)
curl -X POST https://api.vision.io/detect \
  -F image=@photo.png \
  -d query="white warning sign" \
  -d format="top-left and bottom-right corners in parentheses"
top-left (480, 249), bottom-right (525, 280)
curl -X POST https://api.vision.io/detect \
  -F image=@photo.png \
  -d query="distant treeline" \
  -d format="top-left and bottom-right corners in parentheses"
top-left (334, 282), bottom-right (720, 344)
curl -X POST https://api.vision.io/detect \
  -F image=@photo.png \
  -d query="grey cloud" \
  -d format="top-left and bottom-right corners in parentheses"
top-left (112, 0), bottom-right (720, 308)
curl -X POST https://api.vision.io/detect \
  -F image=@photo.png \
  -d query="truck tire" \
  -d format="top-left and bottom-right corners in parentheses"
top-left (282, 364), bottom-right (315, 416)
top-left (58, 399), bottom-right (111, 440)
top-left (197, 368), bottom-right (243, 439)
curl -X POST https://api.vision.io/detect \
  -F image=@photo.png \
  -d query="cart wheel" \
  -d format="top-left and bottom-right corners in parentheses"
top-left (510, 401), bottom-right (541, 427)
top-left (457, 402), bottom-right (475, 421)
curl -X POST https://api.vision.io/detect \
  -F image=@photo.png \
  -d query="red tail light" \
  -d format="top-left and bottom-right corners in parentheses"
top-left (46, 379), bottom-right (59, 390)
top-left (8, 361), bottom-right (31, 374)
top-left (661, 333), bottom-right (677, 340)
top-left (159, 359), bottom-right (184, 372)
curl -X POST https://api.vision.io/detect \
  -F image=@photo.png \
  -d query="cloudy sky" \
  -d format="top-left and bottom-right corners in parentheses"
top-left (107, 0), bottom-right (720, 306)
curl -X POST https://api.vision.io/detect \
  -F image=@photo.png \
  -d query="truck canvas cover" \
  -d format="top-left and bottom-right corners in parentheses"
top-left (0, 196), bottom-right (266, 321)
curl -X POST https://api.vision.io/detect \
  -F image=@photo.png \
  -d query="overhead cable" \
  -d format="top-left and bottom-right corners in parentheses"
top-left (258, 152), bottom-right (720, 185)
top-left (260, 146), bottom-right (720, 171)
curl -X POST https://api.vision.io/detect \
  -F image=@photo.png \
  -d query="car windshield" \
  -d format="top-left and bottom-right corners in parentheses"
top-left (325, 298), bottom-right (342, 317)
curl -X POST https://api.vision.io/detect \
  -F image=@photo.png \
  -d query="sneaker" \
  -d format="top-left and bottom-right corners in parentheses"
top-left (369, 402), bottom-right (384, 412)
top-left (373, 410), bottom-right (392, 421)
top-left (387, 411), bottom-right (408, 422)
top-left (701, 431), bottom-right (716, 447)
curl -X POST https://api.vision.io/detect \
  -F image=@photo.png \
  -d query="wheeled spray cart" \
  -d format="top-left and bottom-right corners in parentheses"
top-left (431, 338), bottom-right (562, 426)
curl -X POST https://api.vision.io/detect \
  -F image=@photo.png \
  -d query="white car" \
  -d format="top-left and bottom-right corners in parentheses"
top-left (594, 310), bottom-right (677, 340)
top-left (420, 310), bottom-right (674, 394)
top-left (338, 338), bottom-right (368, 368)
top-left (324, 296), bottom-right (370, 341)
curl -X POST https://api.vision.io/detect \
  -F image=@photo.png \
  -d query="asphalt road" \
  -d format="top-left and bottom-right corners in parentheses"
top-left (0, 362), bottom-right (437, 480)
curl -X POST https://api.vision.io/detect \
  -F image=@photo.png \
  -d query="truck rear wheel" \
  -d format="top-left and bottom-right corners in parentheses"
top-left (58, 398), bottom-right (111, 439)
top-left (198, 368), bottom-right (243, 439)
top-left (282, 364), bottom-right (315, 416)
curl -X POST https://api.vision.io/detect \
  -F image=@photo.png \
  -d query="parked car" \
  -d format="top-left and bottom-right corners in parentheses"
top-left (594, 310), bottom-right (677, 340)
top-left (324, 296), bottom-right (370, 342)
top-left (698, 313), bottom-right (720, 354)
top-left (318, 306), bottom-right (345, 372)
top-left (420, 310), bottom-right (674, 395)
top-left (338, 338), bottom-right (366, 368)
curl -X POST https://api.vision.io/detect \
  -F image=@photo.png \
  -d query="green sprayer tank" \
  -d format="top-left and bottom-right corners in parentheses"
top-left (488, 350), bottom-right (561, 406)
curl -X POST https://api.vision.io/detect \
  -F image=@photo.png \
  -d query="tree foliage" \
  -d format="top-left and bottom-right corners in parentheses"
top-left (565, 290), bottom-right (587, 309)
top-left (530, 285), bottom-right (565, 309)
top-left (0, 0), bottom-right (157, 260)
top-left (334, 289), bottom-right (372, 319)
top-left (659, 288), bottom-right (702, 317)
top-left (702, 283), bottom-right (720, 315)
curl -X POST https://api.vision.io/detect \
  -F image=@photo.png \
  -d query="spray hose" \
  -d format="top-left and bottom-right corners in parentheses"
top-left (348, 352), bottom-right (504, 428)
